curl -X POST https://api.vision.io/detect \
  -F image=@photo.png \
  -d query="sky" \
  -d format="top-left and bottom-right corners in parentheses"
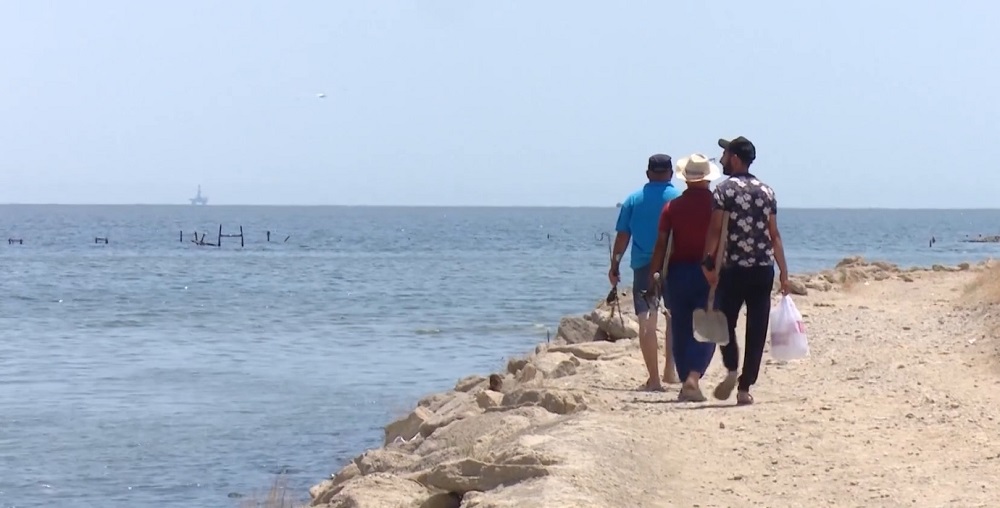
top-left (1, 1), bottom-right (997, 207)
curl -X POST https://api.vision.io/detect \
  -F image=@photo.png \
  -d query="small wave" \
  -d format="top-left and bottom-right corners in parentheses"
top-left (84, 319), bottom-right (147, 329)
top-left (413, 323), bottom-right (550, 337)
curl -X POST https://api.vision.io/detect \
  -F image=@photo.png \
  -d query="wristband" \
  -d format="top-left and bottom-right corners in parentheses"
top-left (701, 254), bottom-right (715, 271)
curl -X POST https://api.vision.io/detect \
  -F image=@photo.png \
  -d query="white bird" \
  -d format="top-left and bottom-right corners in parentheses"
top-left (317, 93), bottom-right (326, 99)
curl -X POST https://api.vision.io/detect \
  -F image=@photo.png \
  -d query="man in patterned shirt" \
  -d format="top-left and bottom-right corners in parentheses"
top-left (702, 136), bottom-right (790, 405)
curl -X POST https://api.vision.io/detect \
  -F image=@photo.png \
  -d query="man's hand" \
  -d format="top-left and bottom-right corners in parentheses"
top-left (648, 272), bottom-right (661, 298)
top-left (779, 273), bottom-right (790, 295)
top-left (703, 266), bottom-right (718, 287)
top-left (608, 266), bottom-right (620, 286)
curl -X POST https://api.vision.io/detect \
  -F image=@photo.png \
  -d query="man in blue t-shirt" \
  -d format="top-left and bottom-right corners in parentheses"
top-left (610, 154), bottom-right (683, 391)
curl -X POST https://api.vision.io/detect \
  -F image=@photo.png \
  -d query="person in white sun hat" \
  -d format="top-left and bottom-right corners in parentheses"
top-left (649, 153), bottom-right (722, 402)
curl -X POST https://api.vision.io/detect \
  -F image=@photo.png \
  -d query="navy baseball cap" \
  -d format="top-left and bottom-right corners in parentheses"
top-left (718, 136), bottom-right (756, 164)
top-left (647, 154), bottom-right (673, 173)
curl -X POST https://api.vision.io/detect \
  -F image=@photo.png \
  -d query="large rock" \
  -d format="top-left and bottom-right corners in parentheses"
top-left (475, 390), bottom-right (504, 409)
top-left (414, 444), bottom-right (557, 496)
top-left (418, 392), bottom-right (454, 413)
top-left (553, 316), bottom-right (606, 344)
top-left (588, 308), bottom-right (639, 340)
top-left (514, 352), bottom-right (580, 385)
top-left (424, 493), bottom-right (463, 508)
top-left (835, 256), bottom-right (863, 268)
top-left (547, 342), bottom-right (622, 361)
top-left (433, 392), bottom-right (476, 419)
top-left (310, 462), bottom-right (362, 505)
top-left (354, 448), bottom-right (419, 475)
top-left (804, 278), bottom-right (833, 292)
top-left (419, 393), bottom-right (481, 439)
top-left (505, 356), bottom-right (529, 376)
top-left (932, 264), bottom-right (959, 272)
top-left (309, 479), bottom-right (336, 503)
top-left (817, 256), bottom-right (904, 287)
top-left (778, 277), bottom-right (809, 296)
top-left (531, 352), bottom-right (579, 378)
top-left (413, 407), bottom-right (556, 459)
top-left (322, 473), bottom-right (434, 508)
top-left (385, 406), bottom-right (434, 445)
top-left (420, 408), bottom-right (482, 439)
top-left (500, 387), bottom-right (588, 415)
top-left (514, 363), bottom-right (542, 384)
top-left (454, 375), bottom-right (488, 393)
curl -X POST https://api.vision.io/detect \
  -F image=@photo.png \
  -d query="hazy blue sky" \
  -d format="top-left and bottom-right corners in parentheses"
top-left (1, 1), bottom-right (996, 207)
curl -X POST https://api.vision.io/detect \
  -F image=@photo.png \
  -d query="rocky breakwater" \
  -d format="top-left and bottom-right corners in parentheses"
top-left (308, 291), bottom-right (653, 507)
top-left (307, 257), bottom-right (989, 507)
top-left (781, 255), bottom-right (977, 295)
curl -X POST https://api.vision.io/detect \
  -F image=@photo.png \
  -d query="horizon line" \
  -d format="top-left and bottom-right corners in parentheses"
top-left (0, 203), bottom-right (999, 211)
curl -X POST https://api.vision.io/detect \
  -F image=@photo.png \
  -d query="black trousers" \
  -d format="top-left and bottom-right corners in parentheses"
top-left (717, 265), bottom-right (775, 391)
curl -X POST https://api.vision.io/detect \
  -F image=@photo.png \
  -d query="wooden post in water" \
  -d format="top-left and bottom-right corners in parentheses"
top-left (189, 231), bottom-right (215, 247)
top-left (266, 230), bottom-right (271, 242)
top-left (217, 224), bottom-right (246, 248)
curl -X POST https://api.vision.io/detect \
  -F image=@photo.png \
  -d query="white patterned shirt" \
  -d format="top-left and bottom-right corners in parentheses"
top-left (712, 174), bottom-right (777, 268)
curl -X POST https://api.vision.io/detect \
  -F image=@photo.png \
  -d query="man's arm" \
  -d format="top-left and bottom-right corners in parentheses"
top-left (610, 200), bottom-right (633, 280)
top-left (704, 184), bottom-right (728, 265)
top-left (611, 232), bottom-right (630, 273)
top-left (703, 209), bottom-right (724, 264)
top-left (650, 205), bottom-right (671, 280)
top-left (768, 214), bottom-right (788, 280)
top-left (767, 192), bottom-right (788, 283)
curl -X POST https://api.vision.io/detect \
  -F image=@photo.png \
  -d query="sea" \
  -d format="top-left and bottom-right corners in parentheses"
top-left (1, 206), bottom-right (998, 508)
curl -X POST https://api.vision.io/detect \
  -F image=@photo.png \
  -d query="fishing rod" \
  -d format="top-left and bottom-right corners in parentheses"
top-left (596, 231), bottom-right (626, 331)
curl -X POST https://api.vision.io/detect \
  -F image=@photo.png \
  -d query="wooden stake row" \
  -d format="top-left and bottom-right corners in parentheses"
top-left (7, 225), bottom-right (291, 247)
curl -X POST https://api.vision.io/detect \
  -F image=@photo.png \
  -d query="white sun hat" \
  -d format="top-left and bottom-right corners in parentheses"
top-left (675, 153), bottom-right (722, 183)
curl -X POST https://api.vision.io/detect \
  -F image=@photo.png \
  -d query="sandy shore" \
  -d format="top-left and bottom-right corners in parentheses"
top-left (308, 257), bottom-right (1000, 508)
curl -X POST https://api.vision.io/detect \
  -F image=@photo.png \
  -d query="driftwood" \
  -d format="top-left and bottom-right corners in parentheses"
top-left (962, 235), bottom-right (1000, 244)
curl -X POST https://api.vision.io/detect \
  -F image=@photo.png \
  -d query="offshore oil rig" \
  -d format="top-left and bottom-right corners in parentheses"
top-left (189, 185), bottom-right (208, 205)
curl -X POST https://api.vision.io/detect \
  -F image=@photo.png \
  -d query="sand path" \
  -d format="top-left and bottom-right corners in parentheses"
top-left (310, 264), bottom-right (1000, 508)
top-left (559, 269), bottom-right (999, 507)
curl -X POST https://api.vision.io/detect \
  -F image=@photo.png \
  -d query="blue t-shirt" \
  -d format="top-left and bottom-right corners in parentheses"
top-left (615, 181), bottom-right (681, 270)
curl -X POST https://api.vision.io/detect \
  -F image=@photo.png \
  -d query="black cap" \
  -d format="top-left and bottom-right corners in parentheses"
top-left (718, 136), bottom-right (756, 164)
top-left (647, 154), bottom-right (673, 173)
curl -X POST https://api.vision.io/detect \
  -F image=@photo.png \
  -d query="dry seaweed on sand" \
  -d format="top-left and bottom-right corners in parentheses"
top-left (240, 474), bottom-right (302, 508)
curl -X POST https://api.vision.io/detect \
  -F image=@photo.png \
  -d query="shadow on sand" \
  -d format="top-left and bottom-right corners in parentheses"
top-left (627, 398), bottom-right (782, 410)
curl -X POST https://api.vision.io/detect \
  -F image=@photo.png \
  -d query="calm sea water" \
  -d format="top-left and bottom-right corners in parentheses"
top-left (1, 206), bottom-right (998, 508)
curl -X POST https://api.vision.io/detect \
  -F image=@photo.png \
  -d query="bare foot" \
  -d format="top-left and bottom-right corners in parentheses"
top-left (679, 381), bottom-right (707, 402)
top-left (661, 368), bottom-right (681, 385)
top-left (638, 379), bottom-right (666, 392)
top-left (714, 372), bottom-right (738, 401)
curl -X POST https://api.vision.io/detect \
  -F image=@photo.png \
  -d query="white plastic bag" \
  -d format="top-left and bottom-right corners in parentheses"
top-left (769, 295), bottom-right (809, 361)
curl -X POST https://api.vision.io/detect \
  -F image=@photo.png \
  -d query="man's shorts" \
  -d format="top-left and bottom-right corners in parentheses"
top-left (632, 264), bottom-right (669, 315)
